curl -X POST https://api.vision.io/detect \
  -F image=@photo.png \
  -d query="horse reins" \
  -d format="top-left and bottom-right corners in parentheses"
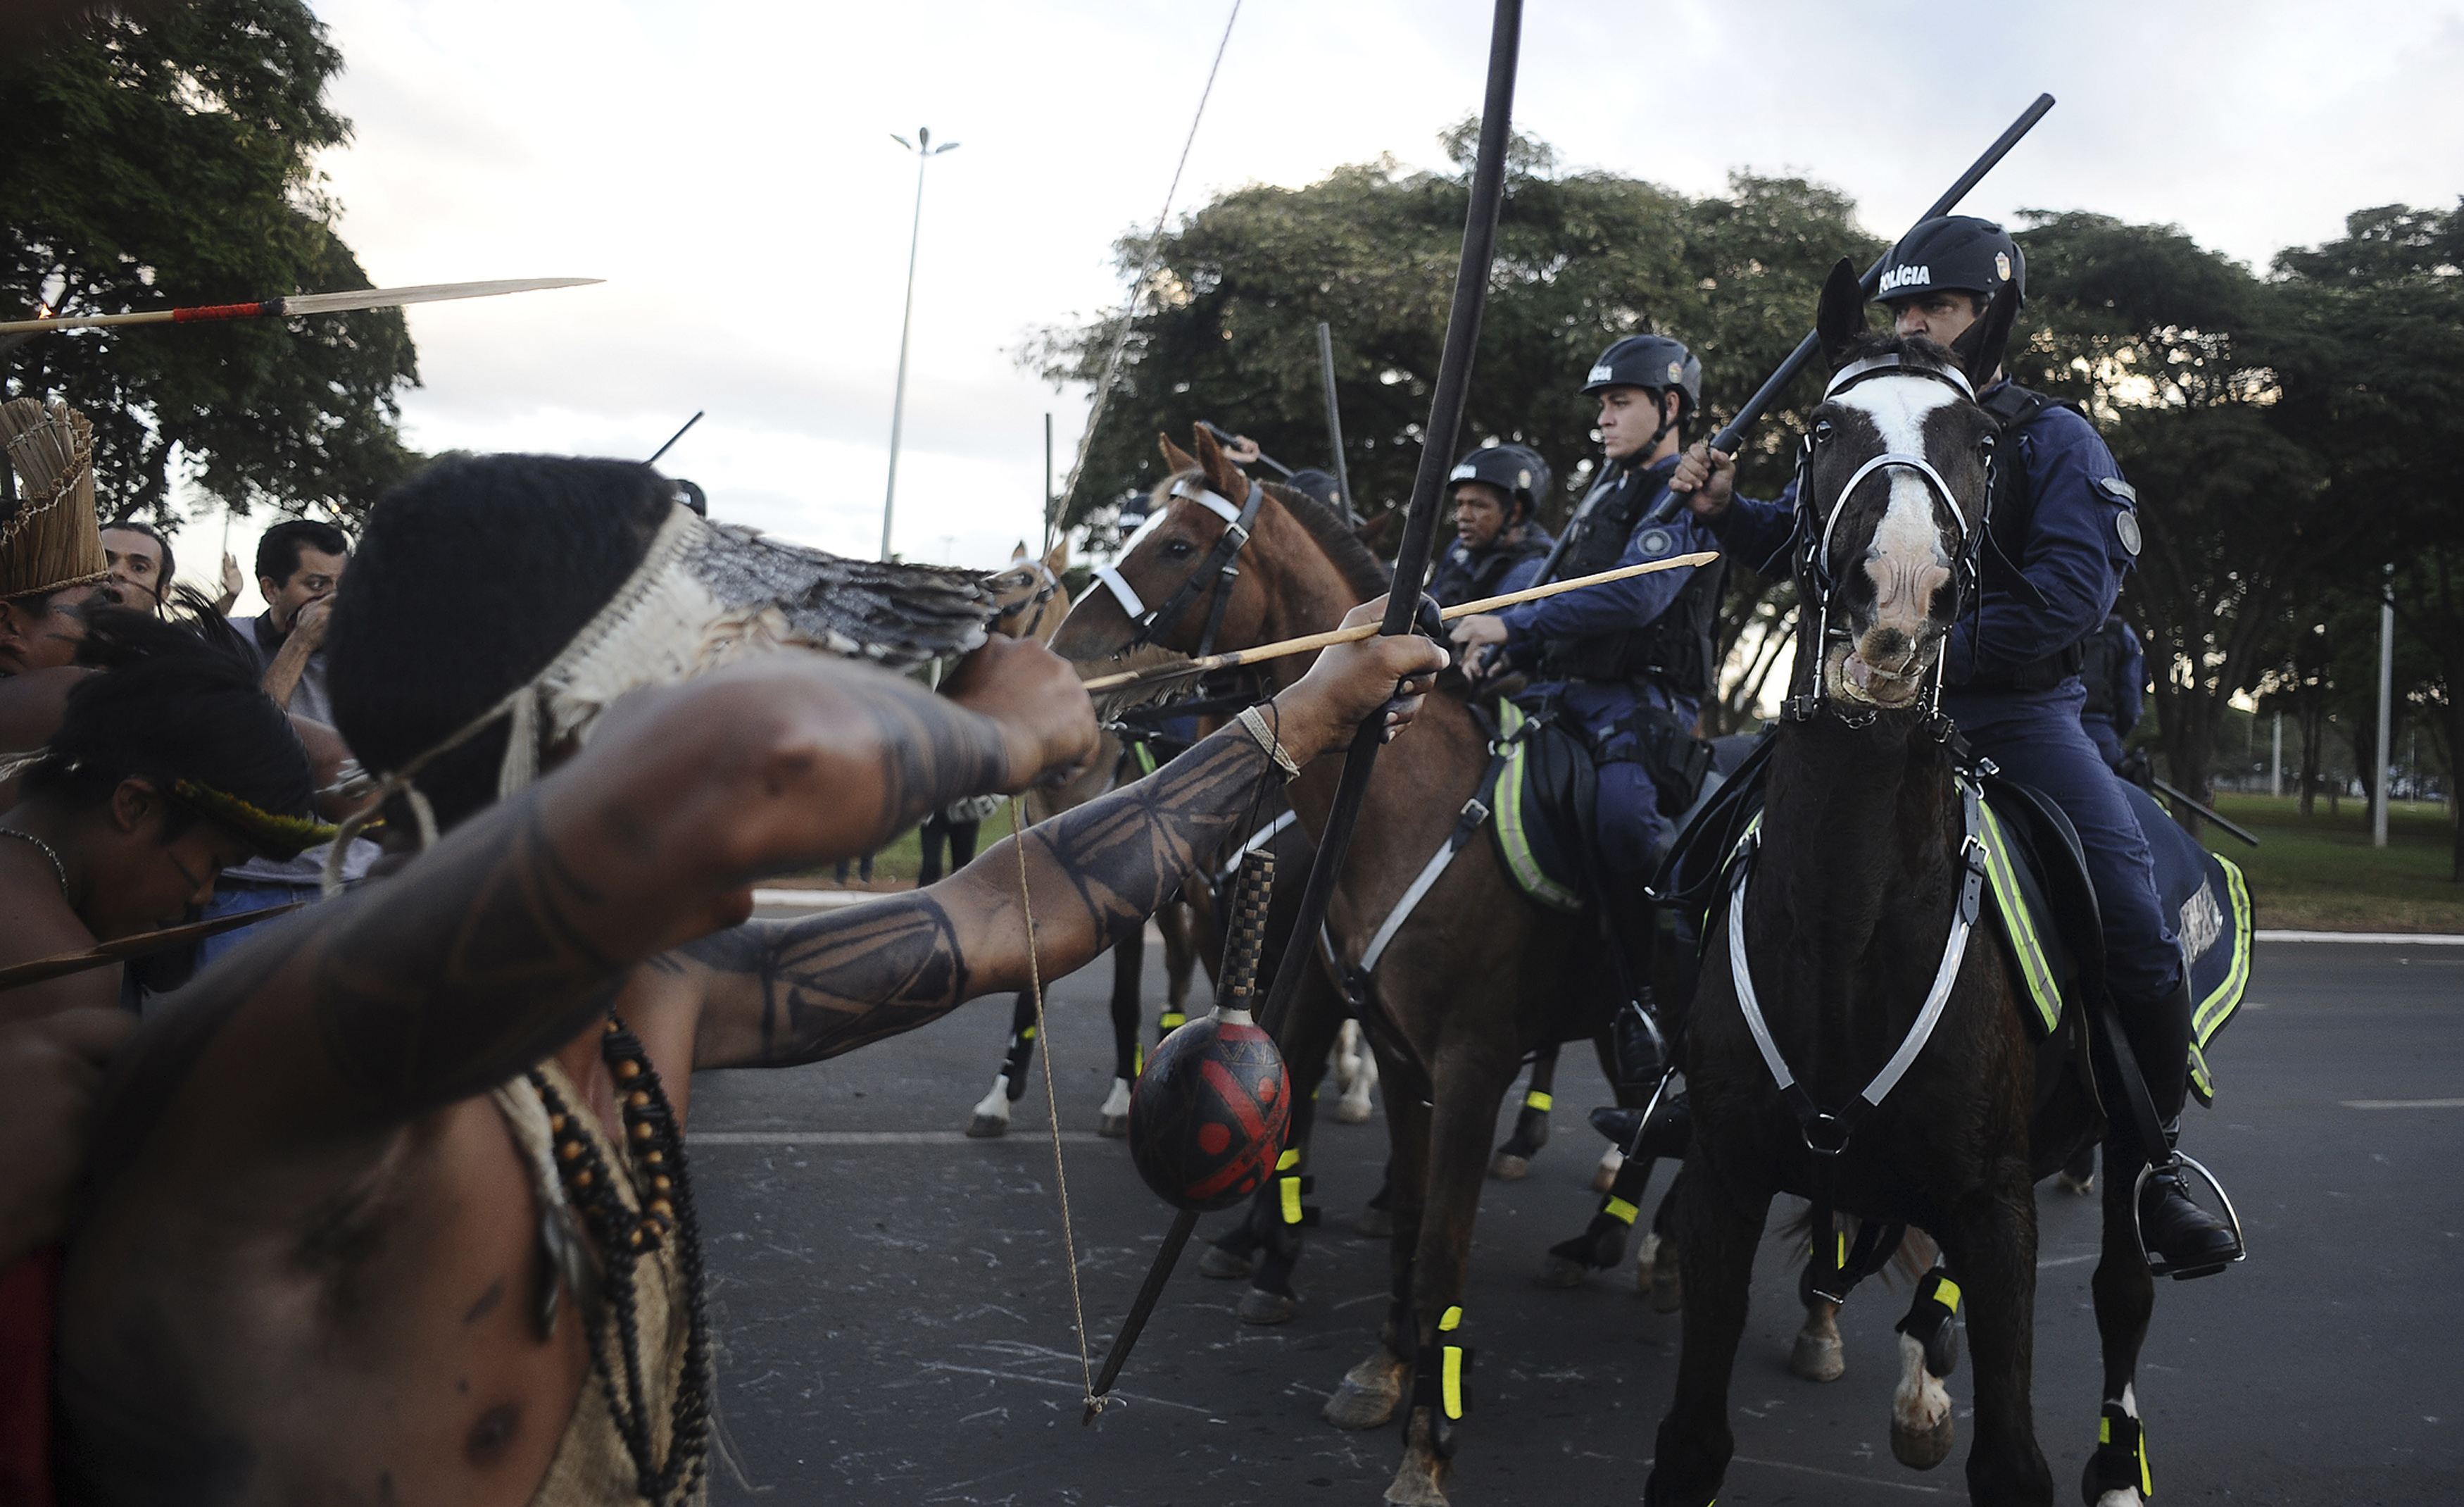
top-left (1783, 353), bottom-right (1992, 739)
top-left (1090, 476), bottom-right (1266, 660)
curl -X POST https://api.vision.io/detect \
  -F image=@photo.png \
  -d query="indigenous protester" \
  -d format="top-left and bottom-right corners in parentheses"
top-left (2078, 611), bottom-right (2145, 770)
top-left (1675, 215), bottom-right (2239, 1274)
top-left (98, 520), bottom-right (173, 616)
top-left (1426, 442), bottom-right (1555, 609)
top-left (0, 606), bottom-right (330, 1506)
top-left (56, 454), bottom-right (1444, 1506)
top-left (203, 517), bottom-right (375, 961)
top-left (0, 397), bottom-right (114, 678)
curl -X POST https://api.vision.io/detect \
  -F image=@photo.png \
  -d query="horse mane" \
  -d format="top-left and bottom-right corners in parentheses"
top-left (1262, 480), bottom-right (1390, 600)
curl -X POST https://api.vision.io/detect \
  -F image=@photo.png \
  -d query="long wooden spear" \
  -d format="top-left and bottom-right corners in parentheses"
top-left (0, 902), bottom-right (305, 993)
top-left (0, 277), bottom-right (601, 337)
top-left (1079, 551), bottom-right (1717, 692)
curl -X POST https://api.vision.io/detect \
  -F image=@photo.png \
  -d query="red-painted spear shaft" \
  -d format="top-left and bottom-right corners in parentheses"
top-left (0, 277), bottom-right (601, 336)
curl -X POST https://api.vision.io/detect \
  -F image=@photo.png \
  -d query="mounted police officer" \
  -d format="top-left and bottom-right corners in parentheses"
top-left (2079, 612), bottom-right (2145, 770)
top-left (1451, 336), bottom-right (1721, 882)
top-left (1673, 215), bottom-right (2240, 1277)
top-left (1426, 443), bottom-right (1556, 609)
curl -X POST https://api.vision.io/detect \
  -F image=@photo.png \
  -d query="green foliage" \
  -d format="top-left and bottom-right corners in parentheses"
top-left (0, 0), bottom-right (420, 525)
top-left (1029, 121), bottom-right (1882, 532)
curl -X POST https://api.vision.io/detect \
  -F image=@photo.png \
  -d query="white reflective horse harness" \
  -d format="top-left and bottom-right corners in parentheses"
top-left (1722, 772), bottom-right (1990, 1302)
top-left (1090, 477), bottom-right (1266, 658)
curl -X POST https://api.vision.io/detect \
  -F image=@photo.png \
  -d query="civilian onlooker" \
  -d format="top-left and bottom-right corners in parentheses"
top-left (204, 518), bottom-right (375, 961)
top-left (98, 520), bottom-right (173, 616)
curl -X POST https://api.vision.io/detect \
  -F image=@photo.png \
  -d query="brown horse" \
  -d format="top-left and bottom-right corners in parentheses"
top-left (1050, 427), bottom-right (1632, 1507)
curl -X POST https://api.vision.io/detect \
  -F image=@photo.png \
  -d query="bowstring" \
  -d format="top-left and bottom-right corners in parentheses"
top-left (1010, 796), bottom-right (1103, 1414)
top-left (1055, 0), bottom-right (1244, 524)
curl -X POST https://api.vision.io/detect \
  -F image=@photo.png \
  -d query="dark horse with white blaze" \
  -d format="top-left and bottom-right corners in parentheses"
top-left (1052, 427), bottom-right (1662, 1507)
top-left (1649, 262), bottom-right (2166, 1507)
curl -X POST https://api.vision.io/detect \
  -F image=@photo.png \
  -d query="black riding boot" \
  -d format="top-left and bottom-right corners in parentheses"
top-left (2116, 977), bottom-right (2241, 1278)
top-left (1588, 1089), bottom-right (1690, 1161)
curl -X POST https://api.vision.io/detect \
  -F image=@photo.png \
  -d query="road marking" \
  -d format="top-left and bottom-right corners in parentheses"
top-left (2038, 1252), bottom-right (2099, 1269)
top-left (692, 1130), bottom-right (1111, 1146)
top-left (2257, 930), bottom-right (2464, 945)
top-left (2342, 1099), bottom-right (2464, 1111)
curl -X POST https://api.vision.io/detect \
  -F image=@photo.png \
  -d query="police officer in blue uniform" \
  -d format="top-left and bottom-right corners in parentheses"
top-left (2078, 613), bottom-right (2145, 770)
top-left (1426, 443), bottom-right (1557, 609)
top-left (1673, 216), bottom-right (2239, 1275)
top-left (1451, 336), bottom-right (1723, 883)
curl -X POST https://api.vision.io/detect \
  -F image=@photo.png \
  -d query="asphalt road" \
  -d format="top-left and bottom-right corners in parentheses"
top-left (686, 932), bottom-right (2463, 1505)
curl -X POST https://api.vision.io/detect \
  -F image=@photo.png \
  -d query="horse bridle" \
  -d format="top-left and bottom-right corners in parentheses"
top-left (1784, 353), bottom-right (1994, 736)
top-left (988, 558), bottom-right (1062, 634)
top-left (1090, 476), bottom-right (1266, 659)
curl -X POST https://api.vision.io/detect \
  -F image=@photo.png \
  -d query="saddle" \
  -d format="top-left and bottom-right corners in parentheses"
top-left (1480, 699), bottom-right (1594, 915)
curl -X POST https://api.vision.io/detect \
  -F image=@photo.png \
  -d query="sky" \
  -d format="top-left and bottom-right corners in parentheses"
top-left (195, 0), bottom-right (2464, 608)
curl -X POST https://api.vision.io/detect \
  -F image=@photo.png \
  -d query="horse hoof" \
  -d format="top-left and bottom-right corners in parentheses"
top-left (1490, 1151), bottom-right (1530, 1181)
top-left (2058, 1170), bottom-right (2095, 1196)
top-left (1590, 1149), bottom-right (1623, 1194)
top-left (964, 1112), bottom-right (1008, 1139)
top-left (1890, 1408), bottom-right (1955, 1470)
top-left (1540, 1253), bottom-right (1590, 1288)
top-left (1335, 1092), bottom-right (1374, 1125)
top-left (1097, 1112), bottom-right (1129, 1139)
top-left (1324, 1351), bottom-right (1407, 1430)
top-left (1197, 1245), bottom-right (1253, 1281)
top-left (1355, 1206), bottom-right (1394, 1239)
top-left (1097, 1078), bottom-right (1131, 1138)
top-left (1789, 1330), bottom-right (1846, 1383)
top-left (1383, 1411), bottom-right (1452, 1506)
top-left (1236, 1287), bottom-right (1300, 1325)
top-left (1638, 1234), bottom-right (1683, 1313)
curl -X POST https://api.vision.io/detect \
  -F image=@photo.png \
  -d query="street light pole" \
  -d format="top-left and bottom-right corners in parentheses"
top-left (882, 125), bottom-right (960, 561)
top-left (2374, 561), bottom-right (2394, 847)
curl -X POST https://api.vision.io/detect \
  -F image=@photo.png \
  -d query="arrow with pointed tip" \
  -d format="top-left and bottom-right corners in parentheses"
top-left (0, 277), bottom-right (602, 337)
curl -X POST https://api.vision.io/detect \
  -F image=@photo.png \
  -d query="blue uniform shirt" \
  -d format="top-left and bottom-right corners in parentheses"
top-left (1498, 455), bottom-right (1715, 675)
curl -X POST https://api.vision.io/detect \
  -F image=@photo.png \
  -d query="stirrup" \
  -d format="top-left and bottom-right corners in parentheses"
top-left (2130, 1152), bottom-right (2246, 1280)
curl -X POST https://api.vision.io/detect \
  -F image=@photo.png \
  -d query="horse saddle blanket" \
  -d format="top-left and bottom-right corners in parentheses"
top-left (1482, 699), bottom-right (1595, 914)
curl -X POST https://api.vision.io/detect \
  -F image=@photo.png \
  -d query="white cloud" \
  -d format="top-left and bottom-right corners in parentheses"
top-left (265, 0), bottom-right (2460, 574)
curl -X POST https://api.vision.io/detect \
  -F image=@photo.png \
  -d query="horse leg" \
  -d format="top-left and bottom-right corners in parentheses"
top-left (1382, 1046), bottom-right (1522, 1507)
top-left (1334, 1019), bottom-right (1381, 1123)
top-left (1239, 975), bottom-right (1343, 1325)
top-left (1643, 1161), bottom-right (1771, 1507)
top-left (2080, 1146), bottom-right (2158, 1506)
top-left (1887, 1248), bottom-right (1964, 1471)
top-left (965, 989), bottom-right (1038, 1138)
top-left (1357, 1158), bottom-right (1395, 1239)
top-left (1325, 1065), bottom-right (1427, 1432)
top-left (1932, 1180), bottom-right (2056, 1506)
top-left (1488, 1045), bottom-right (1557, 1180)
top-left (1098, 930), bottom-right (1144, 1138)
top-left (1541, 1146), bottom-right (1656, 1287)
top-left (1638, 1177), bottom-right (1683, 1311)
top-left (1157, 897), bottom-right (1198, 1037)
top-left (2058, 1142), bottom-right (2097, 1196)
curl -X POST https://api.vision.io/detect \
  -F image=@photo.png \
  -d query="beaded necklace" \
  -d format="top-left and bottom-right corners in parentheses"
top-left (529, 1015), bottom-right (710, 1505)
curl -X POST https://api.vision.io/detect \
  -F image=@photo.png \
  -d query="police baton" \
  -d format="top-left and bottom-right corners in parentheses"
top-left (1642, 92), bottom-right (2055, 527)
top-left (1198, 420), bottom-right (1296, 480)
top-left (2151, 775), bottom-right (2262, 849)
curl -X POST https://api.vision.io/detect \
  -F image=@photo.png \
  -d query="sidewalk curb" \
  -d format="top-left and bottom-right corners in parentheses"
top-left (2255, 930), bottom-right (2464, 946)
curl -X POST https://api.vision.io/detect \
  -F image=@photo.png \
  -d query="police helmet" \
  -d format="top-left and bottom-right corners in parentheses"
top-left (1446, 443), bottom-right (1552, 518)
top-left (1582, 334), bottom-right (1703, 414)
top-left (1875, 215), bottom-right (2025, 306)
top-left (1284, 468), bottom-right (1345, 512)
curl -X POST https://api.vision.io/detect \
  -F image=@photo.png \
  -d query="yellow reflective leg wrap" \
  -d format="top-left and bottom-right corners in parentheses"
top-left (1604, 1196), bottom-right (1640, 1225)
top-left (1159, 1012), bottom-right (1186, 1031)
top-left (1438, 1306), bottom-right (1466, 1421)
top-left (1274, 1146), bottom-right (1315, 1227)
top-left (2092, 1405), bottom-right (2153, 1499)
top-left (1524, 1089), bottom-right (1552, 1112)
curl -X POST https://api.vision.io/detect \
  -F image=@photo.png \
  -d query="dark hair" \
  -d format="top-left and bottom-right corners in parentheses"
top-left (325, 454), bottom-right (675, 831)
top-left (256, 518), bottom-right (351, 588)
top-left (25, 600), bottom-right (315, 848)
top-left (103, 518), bottom-right (175, 600)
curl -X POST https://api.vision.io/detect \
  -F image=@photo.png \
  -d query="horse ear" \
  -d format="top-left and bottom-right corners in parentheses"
top-left (1043, 537), bottom-right (1069, 575)
top-left (1951, 280), bottom-right (2020, 392)
top-left (1816, 258), bottom-right (1868, 368)
top-left (1010, 540), bottom-right (1029, 563)
top-left (1191, 424), bottom-right (1247, 501)
top-left (1158, 432), bottom-right (1199, 475)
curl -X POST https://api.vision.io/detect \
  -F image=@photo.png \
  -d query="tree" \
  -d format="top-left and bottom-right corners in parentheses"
top-left (2273, 201), bottom-right (2464, 877)
top-left (2006, 211), bottom-right (2372, 818)
top-left (0, 0), bottom-right (420, 527)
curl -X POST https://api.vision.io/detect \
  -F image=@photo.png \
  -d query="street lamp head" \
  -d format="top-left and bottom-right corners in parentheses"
top-left (917, 125), bottom-right (931, 149)
top-left (890, 132), bottom-right (912, 150)
top-left (931, 142), bottom-right (960, 156)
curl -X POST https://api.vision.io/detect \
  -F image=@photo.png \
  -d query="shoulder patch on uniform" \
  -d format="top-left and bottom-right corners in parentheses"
top-left (2096, 476), bottom-right (2138, 506)
top-left (2115, 510), bottom-right (2142, 557)
top-left (1638, 527), bottom-right (1674, 557)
